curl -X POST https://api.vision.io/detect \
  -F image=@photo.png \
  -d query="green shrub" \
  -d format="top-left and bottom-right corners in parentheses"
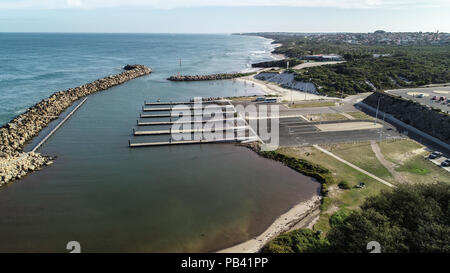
top-left (259, 151), bottom-right (334, 196)
top-left (329, 209), bottom-right (351, 228)
top-left (320, 197), bottom-right (332, 211)
top-left (328, 182), bottom-right (450, 253)
top-left (338, 181), bottom-right (351, 189)
top-left (262, 229), bottom-right (330, 253)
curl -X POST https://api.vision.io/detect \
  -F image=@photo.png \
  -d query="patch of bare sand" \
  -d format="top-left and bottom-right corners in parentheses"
top-left (407, 92), bottom-right (430, 97)
top-left (217, 195), bottom-right (321, 253)
top-left (387, 147), bottom-right (427, 165)
top-left (316, 122), bottom-right (383, 132)
top-left (433, 90), bottom-right (450, 94)
top-left (235, 76), bottom-right (329, 102)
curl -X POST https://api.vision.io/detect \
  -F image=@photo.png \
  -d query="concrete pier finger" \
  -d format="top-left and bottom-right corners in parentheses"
top-left (129, 136), bottom-right (258, 147)
top-left (144, 101), bottom-right (223, 106)
top-left (140, 112), bottom-right (236, 118)
top-left (133, 126), bottom-right (248, 136)
top-left (137, 118), bottom-right (236, 126)
top-left (142, 105), bottom-right (234, 112)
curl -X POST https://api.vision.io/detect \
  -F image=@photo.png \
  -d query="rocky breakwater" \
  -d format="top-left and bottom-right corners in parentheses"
top-left (167, 72), bottom-right (255, 81)
top-left (0, 65), bottom-right (152, 187)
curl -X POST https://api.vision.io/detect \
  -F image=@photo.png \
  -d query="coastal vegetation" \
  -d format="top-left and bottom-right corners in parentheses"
top-left (263, 139), bottom-right (450, 253)
top-left (293, 49), bottom-right (450, 96)
top-left (253, 34), bottom-right (450, 97)
top-left (257, 149), bottom-right (333, 196)
top-left (263, 182), bottom-right (450, 253)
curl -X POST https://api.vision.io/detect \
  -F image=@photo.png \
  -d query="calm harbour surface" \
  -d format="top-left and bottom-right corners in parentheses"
top-left (0, 33), bottom-right (319, 252)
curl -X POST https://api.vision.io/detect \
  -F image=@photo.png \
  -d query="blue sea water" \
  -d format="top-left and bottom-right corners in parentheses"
top-left (0, 33), bottom-right (275, 125)
top-left (0, 33), bottom-right (319, 253)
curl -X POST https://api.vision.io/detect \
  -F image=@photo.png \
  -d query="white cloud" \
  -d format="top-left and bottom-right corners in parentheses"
top-left (0, 0), bottom-right (448, 9)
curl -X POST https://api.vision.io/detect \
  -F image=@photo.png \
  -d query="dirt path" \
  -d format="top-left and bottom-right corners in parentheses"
top-left (370, 141), bottom-right (407, 183)
top-left (313, 144), bottom-right (395, 188)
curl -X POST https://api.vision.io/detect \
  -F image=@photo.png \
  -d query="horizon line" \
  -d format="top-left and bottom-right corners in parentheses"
top-left (0, 30), bottom-right (447, 34)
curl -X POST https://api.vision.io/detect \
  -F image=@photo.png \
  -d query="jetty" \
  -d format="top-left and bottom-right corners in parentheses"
top-left (137, 118), bottom-right (234, 126)
top-left (140, 112), bottom-right (235, 118)
top-left (133, 126), bottom-right (247, 136)
top-left (142, 105), bottom-right (234, 112)
top-left (144, 100), bottom-right (221, 106)
top-left (129, 136), bottom-right (258, 147)
top-left (129, 99), bottom-right (261, 147)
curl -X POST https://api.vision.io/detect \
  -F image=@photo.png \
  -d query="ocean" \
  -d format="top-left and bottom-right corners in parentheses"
top-left (0, 33), bottom-right (319, 252)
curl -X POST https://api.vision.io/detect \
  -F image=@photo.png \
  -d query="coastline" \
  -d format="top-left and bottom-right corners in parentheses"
top-left (0, 65), bottom-right (151, 187)
top-left (236, 36), bottom-right (333, 101)
top-left (217, 142), bottom-right (329, 253)
top-left (235, 75), bottom-right (330, 101)
top-left (218, 195), bottom-right (321, 253)
top-left (218, 38), bottom-right (328, 253)
top-left (269, 42), bottom-right (285, 60)
top-left (1, 35), bottom-right (323, 253)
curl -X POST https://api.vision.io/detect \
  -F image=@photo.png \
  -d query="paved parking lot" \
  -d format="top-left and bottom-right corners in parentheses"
top-left (387, 86), bottom-right (450, 113)
top-left (277, 117), bottom-right (402, 146)
top-left (429, 156), bottom-right (450, 173)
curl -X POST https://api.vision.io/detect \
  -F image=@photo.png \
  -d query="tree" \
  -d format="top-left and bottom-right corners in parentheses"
top-left (328, 183), bottom-right (450, 253)
top-left (262, 183), bottom-right (450, 253)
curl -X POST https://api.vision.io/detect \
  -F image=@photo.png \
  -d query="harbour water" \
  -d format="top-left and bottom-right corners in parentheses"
top-left (0, 33), bottom-right (320, 252)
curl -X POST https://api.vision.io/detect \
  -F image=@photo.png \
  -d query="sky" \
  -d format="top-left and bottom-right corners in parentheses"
top-left (0, 0), bottom-right (449, 33)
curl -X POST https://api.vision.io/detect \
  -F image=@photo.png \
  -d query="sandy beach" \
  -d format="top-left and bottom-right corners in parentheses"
top-left (236, 75), bottom-right (330, 101)
top-left (218, 195), bottom-right (322, 253)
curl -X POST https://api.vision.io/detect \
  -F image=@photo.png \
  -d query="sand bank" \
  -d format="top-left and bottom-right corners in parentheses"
top-left (236, 75), bottom-right (329, 101)
top-left (218, 195), bottom-right (321, 253)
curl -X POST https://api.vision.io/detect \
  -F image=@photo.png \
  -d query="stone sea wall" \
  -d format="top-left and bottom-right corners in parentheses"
top-left (363, 91), bottom-right (450, 144)
top-left (167, 72), bottom-right (255, 81)
top-left (0, 64), bottom-right (152, 186)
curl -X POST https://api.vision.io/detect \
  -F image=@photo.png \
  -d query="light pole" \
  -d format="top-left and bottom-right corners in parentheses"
top-left (375, 95), bottom-right (381, 125)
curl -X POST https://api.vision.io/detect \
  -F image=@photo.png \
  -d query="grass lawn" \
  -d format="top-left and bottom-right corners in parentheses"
top-left (276, 146), bottom-right (391, 234)
top-left (322, 142), bottom-right (394, 182)
top-left (346, 111), bottom-right (375, 120)
top-left (309, 113), bottom-right (349, 121)
top-left (379, 139), bottom-right (450, 184)
top-left (288, 101), bottom-right (336, 108)
top-left (274, 139), bottom-right (449, 236)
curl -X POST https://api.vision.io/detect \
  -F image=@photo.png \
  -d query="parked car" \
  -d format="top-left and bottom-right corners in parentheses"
top-left (431, 96), bottom-right (437, 100)
top-left (416, 94), bottom-right (424, 98)
top-left (429, 151), bottom-right (443, 159)
top-left (441, 159), bottom-right (450, 167)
